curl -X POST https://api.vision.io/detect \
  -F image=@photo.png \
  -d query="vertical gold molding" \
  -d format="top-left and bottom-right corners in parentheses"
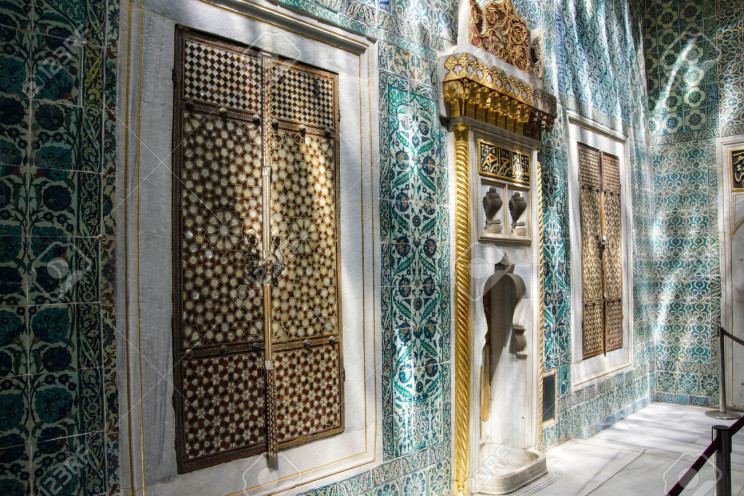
top-left (536, 160), bottom-right (546, 441)
top-left (453, 124), bottom-right (472, 496)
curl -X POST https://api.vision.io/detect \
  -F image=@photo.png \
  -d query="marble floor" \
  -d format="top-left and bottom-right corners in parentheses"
top-left (514, 402), bottom-right (744, 496)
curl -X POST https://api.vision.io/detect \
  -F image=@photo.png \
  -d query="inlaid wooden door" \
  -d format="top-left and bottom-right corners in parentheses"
top-left (171, 28), bottom-right (343, 472)
top-left (577, 143), bottom-right (623, 359)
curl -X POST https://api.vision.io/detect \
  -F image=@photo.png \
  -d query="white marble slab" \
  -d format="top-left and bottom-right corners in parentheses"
top-left (516, 402), bottom-right (744, 496)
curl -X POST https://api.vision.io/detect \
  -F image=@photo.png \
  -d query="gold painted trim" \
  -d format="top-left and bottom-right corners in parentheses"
top-left (135, 1), bottom-right (146, 493)
top-left (124, 4), bottom-right (378, 494)
top-left (122, 0), bottom-right (137, 493)
top-left (442, 53), bottom-right (556, 140)
top-left (730, 149), bottom-right (744, 192)
top-left (453, 123), bottom-right (472, 496)
top-left (536, 159), bottom-right (546, 443)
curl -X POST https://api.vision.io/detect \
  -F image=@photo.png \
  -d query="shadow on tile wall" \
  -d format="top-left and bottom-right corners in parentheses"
top-left (302, 0), bottom-right (656, 492)
top-left (515, 0), bottom-right (656, 449)
top-left (0, 0), bottom-right (120, 495)
top-left (5, 0), bottom-right (733, 493)
top-left (646, 0), bottom-right (744, 407)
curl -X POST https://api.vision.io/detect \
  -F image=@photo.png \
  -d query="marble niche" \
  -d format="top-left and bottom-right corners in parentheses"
top-left (469, 134), bottom-right (546, 495)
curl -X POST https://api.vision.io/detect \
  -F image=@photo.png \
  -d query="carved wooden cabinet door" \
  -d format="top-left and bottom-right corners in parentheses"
top-left (577, 143), bottom-right (623, 359)
top-left (264, 57), bottom-right (344, 453)
top-left (171, 28), bottom-right (343, 472)
top-left (601, 154), bottom-right (623, 352)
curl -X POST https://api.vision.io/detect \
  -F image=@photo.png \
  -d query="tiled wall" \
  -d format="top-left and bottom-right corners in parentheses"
top-left (507, 0), bottom-right (657, 448)
top-left (0, 0), bottom-right (119, 495)
top-left (4, 0), bottom-right (724, 494)
top-left (298, 1), bottom-right (656, 494)
top-left (277, 0), bottom-right (458, 493)
top-left (645, 0), bottom-right (744, 406)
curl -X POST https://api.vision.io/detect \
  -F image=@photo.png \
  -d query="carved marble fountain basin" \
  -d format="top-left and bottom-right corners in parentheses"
top-left (474, 444), bottom-right (547, 495)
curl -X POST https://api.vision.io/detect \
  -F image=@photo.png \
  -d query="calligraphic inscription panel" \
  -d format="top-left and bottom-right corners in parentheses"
top-left (478, 140), bottom-right (531, 184)
top-left (732, 149), bottom-right (744, 191)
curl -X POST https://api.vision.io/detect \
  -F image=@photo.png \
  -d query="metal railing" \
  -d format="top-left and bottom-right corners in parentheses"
top-left (665, 416), bottom-right (744, 496)
top-left (666, 327), bottom-right (743, 496)
top-left (707, 327), bottom-right (744, 420)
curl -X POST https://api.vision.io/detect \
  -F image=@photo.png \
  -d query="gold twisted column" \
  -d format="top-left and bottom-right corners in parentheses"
top-left (453, 124), bottom-right (472, 496)
top-left (536, 160), bottom-right (546, 443)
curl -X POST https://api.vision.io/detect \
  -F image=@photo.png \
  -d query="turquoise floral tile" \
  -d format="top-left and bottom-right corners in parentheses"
top-left (0, 374), bottom-right (31, 448)
top-left (31, 33), bottom-right (82, 105)
top-left (382, 414), bottom-right (395, 460)
top-left (411, 161), bottom-right (438, 205)
top-left (401, 470), bottom-right (427, 495)
top-left (427, 460), bottom-right (450, 496)
top-left (31, 431), bottom-right (105, 496)
top-left (0, 235), bottom-right (26, 307)
top-left (28, 235), bottom-right (99, 305)
top-left (0, 166), bottom-right (28, 236)
top-left (0, 0), bottom-right (31, 31)
top-left (304, 483), bottom-right (339, 496)
top-left (366, 480), bottom-right (400, 496)
top-left (99, 236), bottom-right (114, 305)
top-left (0, 26), bottom-right (31, 99)
top-left (31, 102), bottom-right (102, 172)
top-left (409, 198), bottom-right (438, 246)
top-left (441, 401), bottom-right (451, 441)
top-left (0, 95), bottom-right (29, 168)
top-left (103, 45), bottom-right (117, 112)
top-left (342, 1), bottom-right (375, 27)
top-left (103, 366), bottom-right (117, 433)
top-left (381, 156), bottom-right (414, 204)
top-left (414, 240), bottom-right (439, 286)
top-left (380, 69), bottom-right (409, 115)
top-left (27, 370), bottom-right (80, 441)
top-left (0, 306), bottom-right (27, 377)
top-left (82, 44), bottom-right (103, 109)
top-left (33, 0), bottom-right (105, 46)
top-left (381, 242), bottom-right (414, 288)
top-left (28, 368), bottom-right (103, 445)
top-left (28, 303), bottom-right (101, 375)
top-left (28, 168), bottom-right (101, 238)
top-left (78, 366), bottom-right (102, 433)
top-left (105, 431), bottom-right (119, 495)
top-left (380, 198), bottom-right (411, 244)
top-left (412, 283), bottom-right (440, 327)
top-left (0, 441), bottom-right (31, 496)
top-left (379, 43), bottom-right (411, 80)
top-left (101, 112), bottom-right (116, 230)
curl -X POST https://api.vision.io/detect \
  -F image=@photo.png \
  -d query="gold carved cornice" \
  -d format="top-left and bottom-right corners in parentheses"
top-left (469, 0), bottom-right (531, 73)
top-left (442, 52), bottom-right (556, 139)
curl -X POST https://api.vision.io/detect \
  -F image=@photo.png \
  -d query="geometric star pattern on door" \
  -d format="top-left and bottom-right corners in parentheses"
top-left (172, 28), bottom-right (343, 472)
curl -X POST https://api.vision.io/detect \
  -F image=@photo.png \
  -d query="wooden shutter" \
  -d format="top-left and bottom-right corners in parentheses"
top-left (266, 58), bottom-right (344, 451)
top-left (577, 143), bottom-right (623, 359)
top-left (578, 144), bottom-right (604, 358)
top-left (172, 28), bottom-right (343, 472)
top-left (602, 153), bottom-right (623, 352)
